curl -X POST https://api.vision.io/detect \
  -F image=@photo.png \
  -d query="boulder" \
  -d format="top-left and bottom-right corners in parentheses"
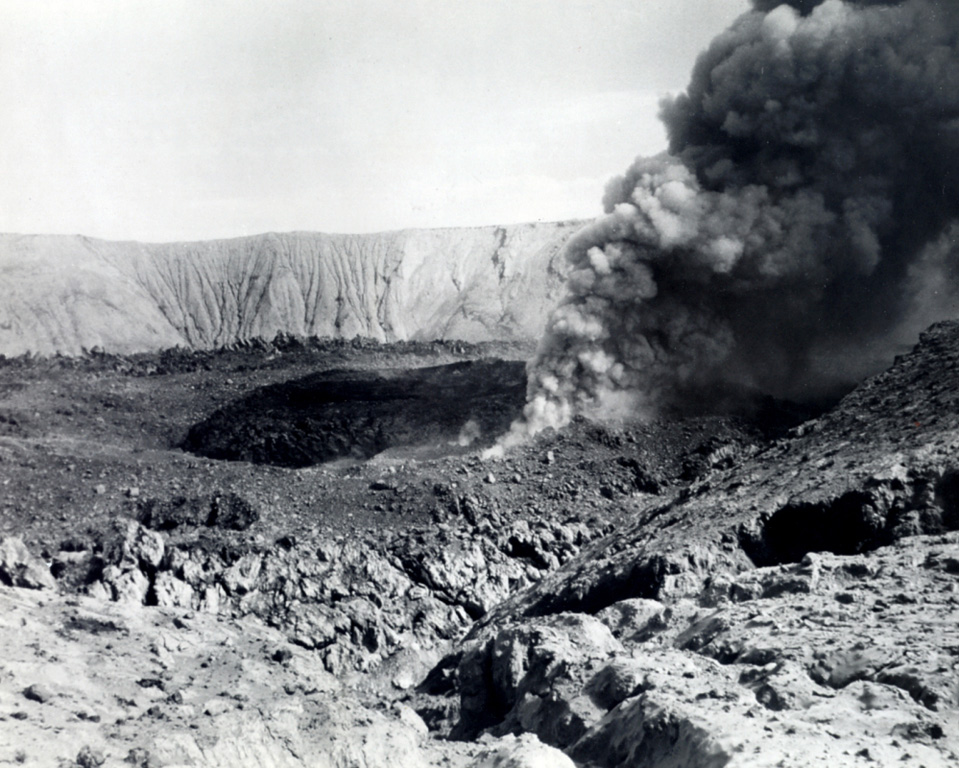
top-left (567, 691), bottom-right (733, 768)
top-left (0, 537), bottom-right (56, 590)
top-left (595, 598), bottom-right (668, 643)
top-left (469, 734), bottom-right (576, 768)
top-left (99, 519), bottom-right (164, 573)
top-left (153, 572), bottom-right (196, 609)
top-left (457, 613), bottom-right (622, 745)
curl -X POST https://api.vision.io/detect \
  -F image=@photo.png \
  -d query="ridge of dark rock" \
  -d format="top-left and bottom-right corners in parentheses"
top-left (470, 320), bottom-right (959, 632)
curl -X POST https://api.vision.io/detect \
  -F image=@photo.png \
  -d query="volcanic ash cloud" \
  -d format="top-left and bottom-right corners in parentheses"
top-left (492, 0), bottom-right (959, 454)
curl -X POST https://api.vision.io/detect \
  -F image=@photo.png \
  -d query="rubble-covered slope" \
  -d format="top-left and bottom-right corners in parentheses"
top-left (476, 320), bottom-right (959, 627)
top-left (0, 222), bottom-right (580, 356)
top-left (432, 321), bottom-right (959, 767)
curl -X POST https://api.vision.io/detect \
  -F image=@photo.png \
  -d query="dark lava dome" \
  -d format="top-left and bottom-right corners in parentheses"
top-left (182, 359), bottom-right (527, 467)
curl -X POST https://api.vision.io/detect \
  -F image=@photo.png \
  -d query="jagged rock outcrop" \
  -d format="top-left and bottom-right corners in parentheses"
top-left (63, 495), bottom-right (608, 678)
top-left (0, 223), bottom-right (580, 356)
top-left (434, 321), bottom-right (959, 766)
top-left (455, 613), bottom-right (623, 744)
top-left (0, 536), bottom-right (57, 590)
top-left (474, 321), bottom-right (959, 629)
top-left (446, 534), bottom-right (959, 767)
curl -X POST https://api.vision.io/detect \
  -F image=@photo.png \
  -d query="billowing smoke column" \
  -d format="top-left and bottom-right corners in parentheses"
top-left (491, 0), bottom-right (959, 454)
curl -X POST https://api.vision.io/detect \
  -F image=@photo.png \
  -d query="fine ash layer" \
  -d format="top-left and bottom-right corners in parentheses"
top-left (0, 222), bottom-right (580, 356)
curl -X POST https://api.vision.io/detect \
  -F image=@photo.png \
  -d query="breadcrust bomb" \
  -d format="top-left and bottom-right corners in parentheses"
top-left (491, 0), bottom-right (959, 455)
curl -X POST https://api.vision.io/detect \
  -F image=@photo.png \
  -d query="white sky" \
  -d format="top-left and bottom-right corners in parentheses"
top-left (0, 0), bottom-right (750, 241)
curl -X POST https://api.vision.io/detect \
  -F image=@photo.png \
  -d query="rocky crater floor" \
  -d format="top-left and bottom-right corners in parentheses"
top-left (0, 326), bottom-right (957, 766)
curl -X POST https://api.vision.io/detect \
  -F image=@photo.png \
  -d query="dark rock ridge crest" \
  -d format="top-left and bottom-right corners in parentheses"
top-left (472, 321), bottom-right (959, 632)
top-left (0, 222), bottom-right (581, 356)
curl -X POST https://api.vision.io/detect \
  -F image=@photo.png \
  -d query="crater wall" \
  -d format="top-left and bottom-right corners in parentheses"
top-left (0, 222), bottom-right (581, 356)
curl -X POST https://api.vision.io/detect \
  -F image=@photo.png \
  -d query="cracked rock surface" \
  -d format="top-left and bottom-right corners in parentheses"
top-left (441, 534), bottom-right (959, 767)
top-left (0, 585), bottom-right (481, 767)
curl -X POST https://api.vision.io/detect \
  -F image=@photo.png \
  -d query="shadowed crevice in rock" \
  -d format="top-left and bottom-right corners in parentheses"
top-left (519, 554), bottom-right (685, 620)
top-left (740, 492), bottom-right (888, 566)
top-left (936, 470), bottom-right (959, 530)
top-left (740, 468), bottom-right (959, 568)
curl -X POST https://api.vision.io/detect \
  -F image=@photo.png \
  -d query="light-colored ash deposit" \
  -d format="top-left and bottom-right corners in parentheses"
top-left (0, 223), bottom-right (579, 357)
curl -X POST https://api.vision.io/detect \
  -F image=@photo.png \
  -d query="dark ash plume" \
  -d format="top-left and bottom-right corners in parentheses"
top-left (491, 0), bottom-right (959, 453)
top-left (750, 0), bottom-right (904, 14)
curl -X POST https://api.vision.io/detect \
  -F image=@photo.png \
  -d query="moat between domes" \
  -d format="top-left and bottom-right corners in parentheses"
top-left (181, 359), bottom-right (528, 467)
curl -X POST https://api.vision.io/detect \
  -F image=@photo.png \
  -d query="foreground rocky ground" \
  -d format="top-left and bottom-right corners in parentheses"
top-left (0, 327), bottom-right (957, 766)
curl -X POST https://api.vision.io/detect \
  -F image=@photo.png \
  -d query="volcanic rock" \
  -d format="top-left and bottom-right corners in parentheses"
top-left (436, 321), bottom-right (959, 766)
top-left (3, 309), bottom-right (959, 765)
top-left (182, 359), bottom-right (527, 466)
top-left (0, 536), bottom-right (56, 590)
top-left (475, 321), bottom-right (959, 627)
top-left (136, 492), bottom-right (260, 531)
top-left (22, 683), bottom-right (54, 704)
top-left (469, 734), bottom-right (577, 768)
top-left (0, 585), bottom-right (479, 767)
top-left (456, 613), bottom-right (622, 744)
